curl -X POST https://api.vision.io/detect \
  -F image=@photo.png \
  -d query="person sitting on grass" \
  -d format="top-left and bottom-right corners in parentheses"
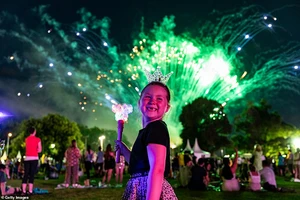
top-left (0, 164), bottom-right (21, 195)
top-left (248, 164), bottom-right (261, 191)
top-left (221, 148), bottom-right (240, 191)
top-left (260, 160), bottom-right (280, 192)
top-left (260, 160), bottom-right (296, 193)
top-left (188, 158), bottom-right (209, 191)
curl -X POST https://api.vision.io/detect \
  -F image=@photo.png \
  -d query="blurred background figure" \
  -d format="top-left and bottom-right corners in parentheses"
top-left (277, 152), bottom-right (285, 176)
top-left (102, 144), bottom-right (115, 188)
top-left (294, 148), bottom-right (300, 180)
top-left (248, 164), bottom-right (261, 191)
top-left (172, 153), bottom-right (179, 179)
top-left (64, 139), bottom-right (81, 188)
top-left (253, 145), bottom-right (263, 172)
top-left (84, 145), bottom-right (94, 186)
top-left (221, 148), bottom-right (240, 192)
top-left (95, 146), bottom-right (104, 177)
top-left (286, 149), bottom-right (294, 178)
top-left (115, 155), bottom-right (125, 188)
top-left (188, 158), bottom-right (209, 191)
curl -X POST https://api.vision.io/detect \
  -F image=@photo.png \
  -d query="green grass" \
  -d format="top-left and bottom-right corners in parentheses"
top-left (6, 174), bottom-right (300, 200)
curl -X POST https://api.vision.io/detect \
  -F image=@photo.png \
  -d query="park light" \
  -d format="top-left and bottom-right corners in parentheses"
top-left (292, 138), bottom-right (300, 149)
top-left (7, 132), bottom-right (12, 157)
top-left (170, 143), bottom-right (177, 149)
top-left (99, 135), bottom-right (106, 149)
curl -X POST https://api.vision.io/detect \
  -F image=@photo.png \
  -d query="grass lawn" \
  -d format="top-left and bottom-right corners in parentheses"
top-left (5, 174), bottom-right (299, 200)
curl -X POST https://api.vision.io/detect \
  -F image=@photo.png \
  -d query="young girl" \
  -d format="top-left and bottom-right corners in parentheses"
top-left (248, 164), bottom-right (261, 191)
top-left (221, 148), bottom-right (240, 191)
top-left (115, 155), bottom-right (125, 187)
top-left (116, 81), bottom-right (178, 199)
top-left (102, 144), bottom-right (115, 187)
top-left (84, 145), bottom-right (94, 186)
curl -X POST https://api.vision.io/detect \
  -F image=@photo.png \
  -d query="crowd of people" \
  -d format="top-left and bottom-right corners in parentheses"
top-left (1, 72), bottom-right (298, 199)
top-left (171, 145), bottom-right (298, 193)
top-left (2, 131), bottom-right (299, 196)
top-left (1, 131), bottom-right (127, 195)
top-left (60, 140), bottom-right (126, 189)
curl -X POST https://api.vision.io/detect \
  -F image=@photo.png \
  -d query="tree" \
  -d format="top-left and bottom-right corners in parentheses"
top-left (10, 114), bottom-right (84, 161)
top-left (179, 97), bottom-right (232, 154)
top-left (233, 99), bottom-right (295, 155)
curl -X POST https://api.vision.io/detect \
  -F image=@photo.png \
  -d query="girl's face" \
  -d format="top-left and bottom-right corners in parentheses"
top-left (207, 163), bottom-right (211, 170)
top-left (139, 84), bottom-right (170, 124)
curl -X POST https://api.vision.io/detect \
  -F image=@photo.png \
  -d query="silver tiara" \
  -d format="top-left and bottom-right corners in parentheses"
top-left (144, 67), bottom-right (173, 84)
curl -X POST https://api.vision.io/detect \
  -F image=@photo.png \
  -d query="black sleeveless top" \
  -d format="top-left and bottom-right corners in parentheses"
top-left (128, 120), bottom-right (170, 177)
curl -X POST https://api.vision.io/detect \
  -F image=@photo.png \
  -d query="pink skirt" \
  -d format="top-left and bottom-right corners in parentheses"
top-left (222, 178), bottom-right (240, 191)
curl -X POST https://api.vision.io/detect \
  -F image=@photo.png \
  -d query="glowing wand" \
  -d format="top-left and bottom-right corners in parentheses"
top-left (112, 103), bottom-right (133, 163)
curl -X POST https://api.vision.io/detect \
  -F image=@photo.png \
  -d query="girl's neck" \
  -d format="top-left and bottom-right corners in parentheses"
top-left (142, 118), bottom-right (161, 128)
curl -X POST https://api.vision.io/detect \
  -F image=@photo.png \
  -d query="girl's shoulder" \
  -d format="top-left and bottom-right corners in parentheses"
top-left (146, 120), bottom-right (168, 134)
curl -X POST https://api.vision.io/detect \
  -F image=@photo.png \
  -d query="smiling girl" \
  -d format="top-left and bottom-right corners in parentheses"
top-left (116, 81), bottom-right (178, 200)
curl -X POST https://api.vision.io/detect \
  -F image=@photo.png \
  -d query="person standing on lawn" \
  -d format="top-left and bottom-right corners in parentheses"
top-left (22, 127), bottom-right (42, 195)
top-left (115, 71), bottom-right (178, 199)
top-left (65, 140), bottom-right (81, 187)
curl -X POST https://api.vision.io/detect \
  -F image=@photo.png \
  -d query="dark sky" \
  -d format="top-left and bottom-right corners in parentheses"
top-left (1, 0), bottom-right (300, 141)
top-left (2, 0), bottom-right (300, 47)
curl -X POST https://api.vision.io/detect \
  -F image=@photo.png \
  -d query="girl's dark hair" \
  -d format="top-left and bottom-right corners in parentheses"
top-left (249, 164), bottom-right (256, 172)
top-left (87, 145), bottom-right (91, 153)
top-left (104, 144), bottom-right (112, 159)
top-left (140, 81), bottom-right (171, 102)
top-left (0, 164), bottom-right (5, 170)
top-left (27, 127), bottom-right (35, 134)
top-left (71, 140), bottom-right (76, 147)
top-left (222, 158), bottom-right (233, 180)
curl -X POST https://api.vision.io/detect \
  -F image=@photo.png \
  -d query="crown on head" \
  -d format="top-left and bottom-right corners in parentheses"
top-left (144, 67), bottom-right (173, 84)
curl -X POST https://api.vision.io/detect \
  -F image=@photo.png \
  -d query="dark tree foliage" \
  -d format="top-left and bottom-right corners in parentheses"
top-left (10, 114), bottom-right (84, 161)
top-left (179, 97), bottom-right (232, 154)
top-left (233, 99), bottom-right (297, 156)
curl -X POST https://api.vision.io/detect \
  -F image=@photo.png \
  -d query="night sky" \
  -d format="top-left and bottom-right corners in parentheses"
top-left (1, 0), bottom-right (300, 142)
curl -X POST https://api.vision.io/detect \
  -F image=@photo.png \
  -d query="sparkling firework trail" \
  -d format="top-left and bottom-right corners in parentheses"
top-left (1, 5), bottom-right (300, 144)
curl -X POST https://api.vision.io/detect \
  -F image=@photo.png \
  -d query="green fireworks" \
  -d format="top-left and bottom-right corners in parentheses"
top-left (0, 5), bottom-right (299, 145)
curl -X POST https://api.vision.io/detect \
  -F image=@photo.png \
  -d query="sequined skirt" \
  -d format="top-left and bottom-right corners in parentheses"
top-left (122, 172), bottom-right (178, 200)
